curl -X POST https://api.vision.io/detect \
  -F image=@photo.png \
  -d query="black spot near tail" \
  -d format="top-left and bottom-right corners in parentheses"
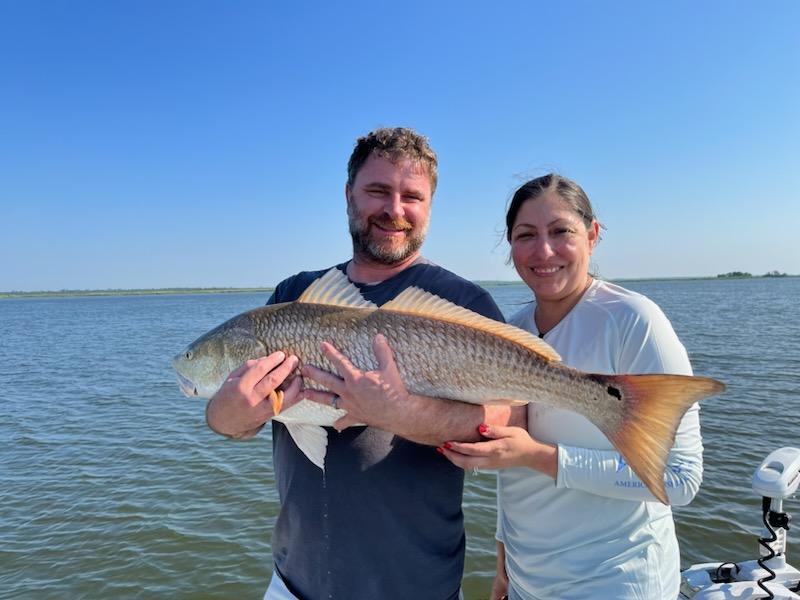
top-left (607, 386), bottom-right (622, 401)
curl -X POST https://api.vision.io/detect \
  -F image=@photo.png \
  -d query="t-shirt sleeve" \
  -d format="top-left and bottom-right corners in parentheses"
top-left (556, 297), bottom-right (704, 505)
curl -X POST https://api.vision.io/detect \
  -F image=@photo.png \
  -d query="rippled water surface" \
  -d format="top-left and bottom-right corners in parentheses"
top-left (2, 277), bottom-right (799, 599)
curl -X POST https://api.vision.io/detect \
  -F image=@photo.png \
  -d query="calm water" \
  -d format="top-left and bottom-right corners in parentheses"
top-left (2, 277), bottom-right (799, 599)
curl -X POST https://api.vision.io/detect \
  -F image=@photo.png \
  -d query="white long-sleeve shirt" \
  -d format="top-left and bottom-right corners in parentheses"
top-left (498, 279), bottom-right (703, 600)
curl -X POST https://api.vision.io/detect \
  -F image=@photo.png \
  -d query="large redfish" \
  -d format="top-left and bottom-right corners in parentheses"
top-left (173, 268), bottom-right (724, 504)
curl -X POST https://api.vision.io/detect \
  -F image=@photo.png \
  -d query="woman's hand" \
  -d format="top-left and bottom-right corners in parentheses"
top-left (491, 541), bottom-right (509, 600)
top-left (439, 423), bottom-right (558, 478)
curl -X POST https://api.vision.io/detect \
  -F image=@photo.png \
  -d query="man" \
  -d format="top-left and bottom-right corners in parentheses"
top-left (206, 127), bottom-right (520, 600)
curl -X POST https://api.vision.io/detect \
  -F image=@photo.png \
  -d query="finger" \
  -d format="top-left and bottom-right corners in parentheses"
top-left (301, 364), bottom-right (344, 394)
top-left (302, 387), bottom-right (339, 406)
top-left (438, 447), bottom-right (484, 470)
top-left (372, 334), bottom-right (398, 373)
top-left (319, 341), bottom-right (358, 379)
top-left (443, 439), bottom-right (501, 457)
top-left (280, 376), bottom-right (304, 411)
top-left (239, 352), bottom-right (286, 390)
top-left (333, 414), bottom-right (358, 432)
top-left (253, 355), bottom-right (299, 398)
top-left (270, 375), bottom-right (304, 415)
top-left (478, 424), bottom-right (522, 439)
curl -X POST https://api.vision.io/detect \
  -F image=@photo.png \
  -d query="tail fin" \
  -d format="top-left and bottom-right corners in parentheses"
top-left (598, 373), bottom-right (724, 505)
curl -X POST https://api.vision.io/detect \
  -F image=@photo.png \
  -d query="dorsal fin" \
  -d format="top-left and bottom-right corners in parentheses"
top-left (382, 287), bottom-right (561, 362)
top-left (297, 268), bottom-right (377, 309)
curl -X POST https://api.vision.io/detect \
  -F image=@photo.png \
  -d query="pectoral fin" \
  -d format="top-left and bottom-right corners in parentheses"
top-left (283, 422), bottom-right (329, 470)
top-left (269, 390), bottom-right (284, 415)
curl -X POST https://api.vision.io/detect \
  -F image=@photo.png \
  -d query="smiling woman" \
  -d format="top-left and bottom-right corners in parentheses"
top-left (441, 173), bottom-right (707, 600)
top-left (506, 175), bottom-right (601, 336)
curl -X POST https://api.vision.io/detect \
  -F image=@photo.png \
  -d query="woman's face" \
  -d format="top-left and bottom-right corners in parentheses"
top-left (509, 192), bottom-right (599, 304)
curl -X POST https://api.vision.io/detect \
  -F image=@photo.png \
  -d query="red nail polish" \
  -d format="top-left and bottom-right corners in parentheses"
top-left (436, 447), bottom-right (444, 454)
top-left (478, 424), bottom-right (488, 434)
top-left (443, 441), bottom-right (452, 450)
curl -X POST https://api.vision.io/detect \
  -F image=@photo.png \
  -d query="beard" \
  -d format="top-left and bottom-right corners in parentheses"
top-left (348, 205), bottom-right (428, 266)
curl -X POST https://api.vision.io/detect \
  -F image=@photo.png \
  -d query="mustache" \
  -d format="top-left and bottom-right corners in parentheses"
top-left (368, 216), bottom-right (413, 231)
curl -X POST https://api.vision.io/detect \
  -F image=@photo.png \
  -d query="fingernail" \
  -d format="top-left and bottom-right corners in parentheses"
top-left (443, 441), bottom-right (452, 450)
top-left (436, 447), bottom-right (444, 454)
top-left (478, 424), bottom-right (488, 434)
top-left (275, 351), bottom-right (285, 360)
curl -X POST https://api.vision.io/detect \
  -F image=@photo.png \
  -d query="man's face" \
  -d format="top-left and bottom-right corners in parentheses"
top-left (346, 154), bottom-right (432, 266)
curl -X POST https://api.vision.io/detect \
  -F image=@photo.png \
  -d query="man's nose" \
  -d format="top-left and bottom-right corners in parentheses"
top-left (384, 194), bottom-right (404, 220)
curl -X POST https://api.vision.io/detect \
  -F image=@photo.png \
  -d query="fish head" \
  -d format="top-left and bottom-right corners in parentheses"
top-left (172, 316), bottom-right (267, 399)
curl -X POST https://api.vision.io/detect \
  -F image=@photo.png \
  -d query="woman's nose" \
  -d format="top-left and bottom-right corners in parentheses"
top-left (531, 236), bottom-right (556, 258)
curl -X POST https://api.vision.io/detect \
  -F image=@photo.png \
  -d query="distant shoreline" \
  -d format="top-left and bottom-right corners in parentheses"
top-left (0, 287), bottom-right (276, 300)
top-left (1, 274), bottom-right (796, 300)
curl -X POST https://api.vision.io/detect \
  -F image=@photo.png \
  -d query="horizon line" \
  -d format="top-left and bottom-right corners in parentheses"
top-left (2, 273), bottom-right (797, 298)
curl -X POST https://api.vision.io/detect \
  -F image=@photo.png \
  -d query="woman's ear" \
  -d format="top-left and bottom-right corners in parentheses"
top-left (588, 220), bottom-right (600, 251)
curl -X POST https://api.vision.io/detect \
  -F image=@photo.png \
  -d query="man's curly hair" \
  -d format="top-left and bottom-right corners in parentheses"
top-left (347, 127), bottom-right (438, 193)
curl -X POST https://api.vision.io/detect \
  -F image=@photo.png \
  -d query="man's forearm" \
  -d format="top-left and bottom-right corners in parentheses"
top-left (394, 398), bottom-right (526, 446)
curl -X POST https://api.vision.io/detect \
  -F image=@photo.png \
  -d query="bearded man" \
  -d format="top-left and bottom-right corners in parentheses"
top-left (206, 127), bottom-right (521, 600)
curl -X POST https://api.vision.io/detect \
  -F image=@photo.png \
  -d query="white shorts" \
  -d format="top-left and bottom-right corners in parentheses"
top-left (263, 572), bottom-right (298, 600)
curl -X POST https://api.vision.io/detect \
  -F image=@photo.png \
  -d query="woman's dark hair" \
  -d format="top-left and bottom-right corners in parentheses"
top-left (505, 174), bottom-right (597, 242)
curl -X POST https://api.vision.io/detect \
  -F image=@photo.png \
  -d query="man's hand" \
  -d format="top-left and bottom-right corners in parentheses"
top-left (205, 351), bottom-right (301, 439)
top-left (301, 334), bottom-right (412, 434)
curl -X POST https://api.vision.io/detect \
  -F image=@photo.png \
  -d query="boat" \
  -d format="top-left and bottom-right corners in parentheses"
top-left (679, 447), bottom-right (800, 599)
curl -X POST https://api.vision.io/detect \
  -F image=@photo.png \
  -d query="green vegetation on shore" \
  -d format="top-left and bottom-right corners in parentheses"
top-left (2, 273), bottom-right (796, 299)
top-left (716, 270), bottom-right (789, 279)
top-left (0, 287), bottom-right (275, 300)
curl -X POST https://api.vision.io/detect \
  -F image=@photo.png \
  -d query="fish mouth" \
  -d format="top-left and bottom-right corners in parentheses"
top-left (175, 373), bottom-right (199, 397)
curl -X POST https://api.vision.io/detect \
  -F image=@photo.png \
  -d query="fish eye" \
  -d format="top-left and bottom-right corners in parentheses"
top-left (185, 351), bottom-right (193, 360)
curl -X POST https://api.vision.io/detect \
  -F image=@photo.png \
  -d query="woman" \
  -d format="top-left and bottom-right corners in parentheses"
top-left (441, 174), bottom-right (703, 600)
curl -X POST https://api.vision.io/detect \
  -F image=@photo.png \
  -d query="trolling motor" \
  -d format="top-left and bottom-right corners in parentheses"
top-left (680, 447), bottom-right (800, 599)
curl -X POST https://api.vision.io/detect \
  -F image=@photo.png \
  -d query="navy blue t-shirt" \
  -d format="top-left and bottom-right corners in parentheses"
top-left (266, 261), bottom-right (504, 600)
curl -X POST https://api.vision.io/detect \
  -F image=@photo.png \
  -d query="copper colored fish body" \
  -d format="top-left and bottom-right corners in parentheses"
top-left (173, 268), bottom-right (725, 504)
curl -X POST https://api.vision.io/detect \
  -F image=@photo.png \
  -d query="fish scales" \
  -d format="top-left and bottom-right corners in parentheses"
top-left (247, 302), bottom-right (626, 433)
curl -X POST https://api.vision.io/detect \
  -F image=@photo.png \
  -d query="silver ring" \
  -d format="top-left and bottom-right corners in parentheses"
top-left (330, 395), bottom-right (339, 410)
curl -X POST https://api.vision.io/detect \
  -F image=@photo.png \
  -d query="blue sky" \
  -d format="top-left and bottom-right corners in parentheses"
top-left (2, 1), bottom-right (798, 291)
